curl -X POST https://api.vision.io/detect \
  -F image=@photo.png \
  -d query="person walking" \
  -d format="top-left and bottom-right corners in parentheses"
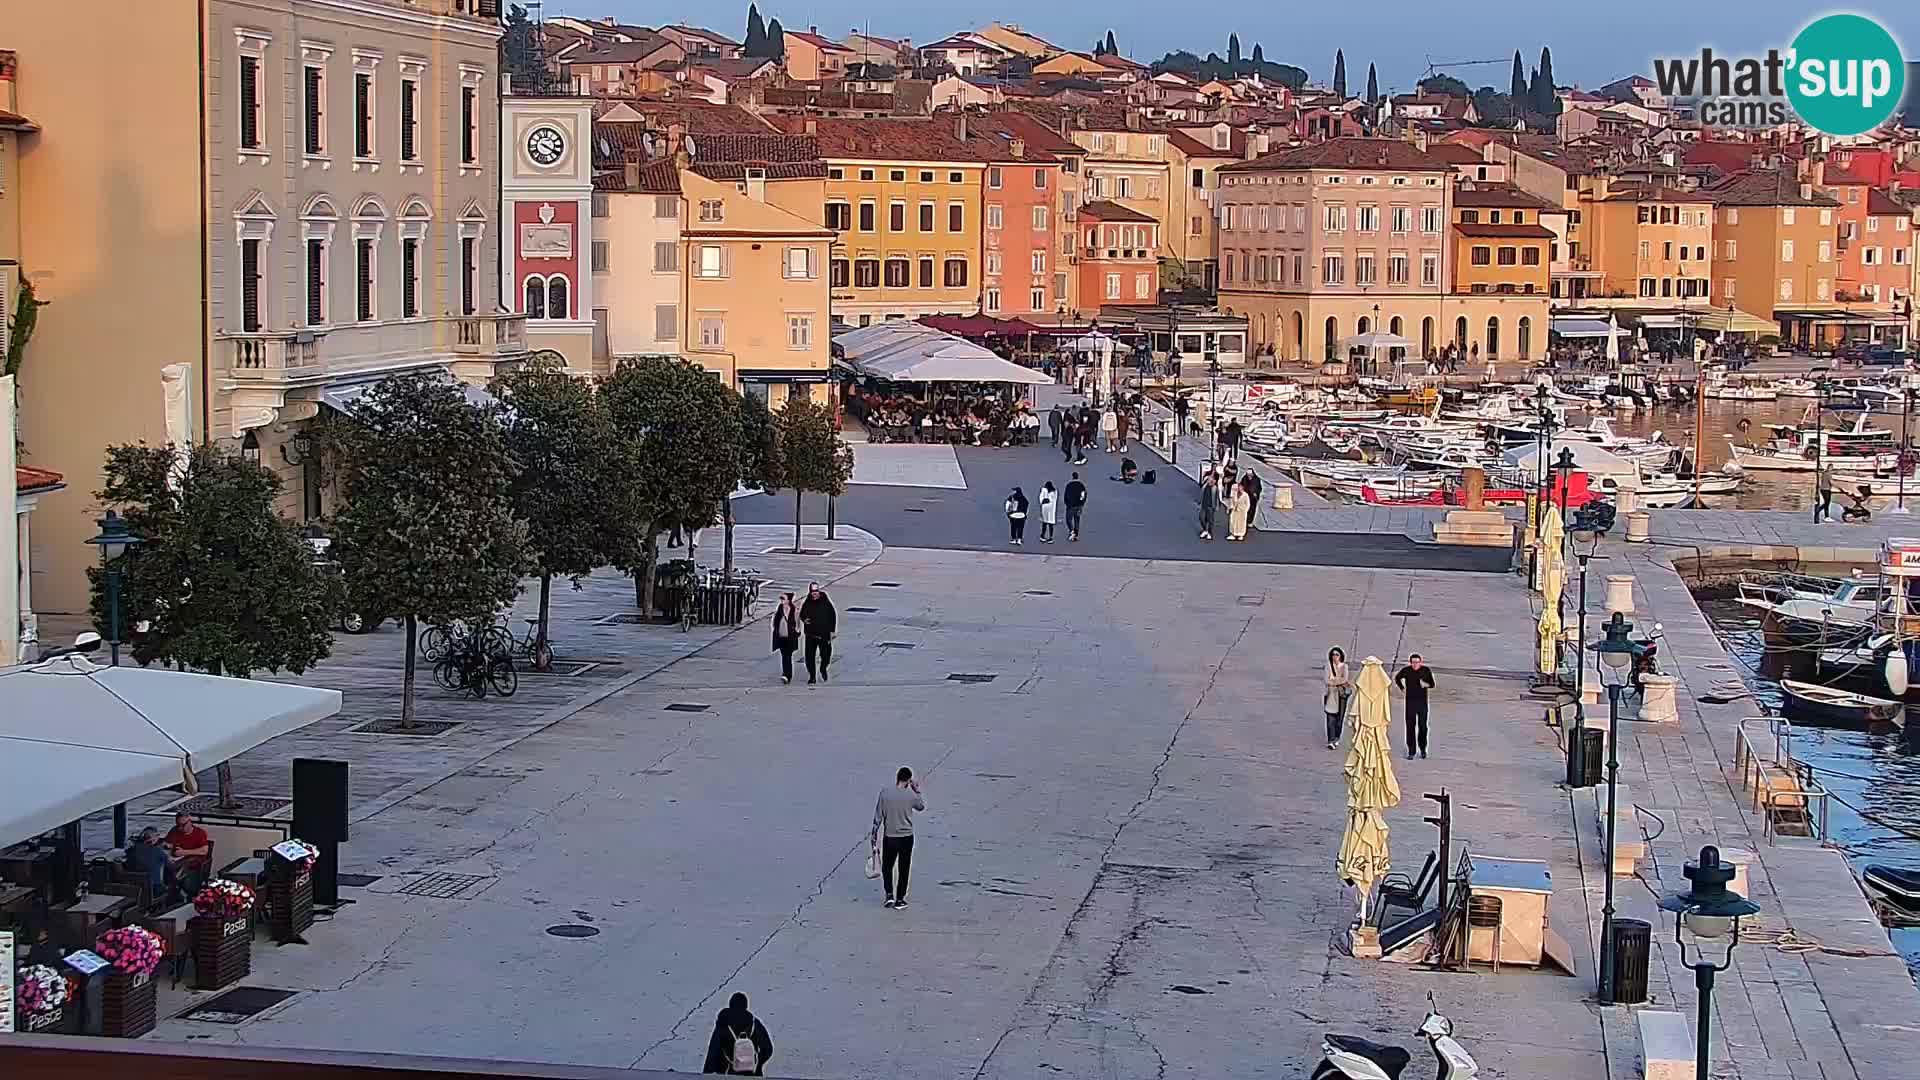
top-left (1038, 481), bottom-right (1059, 543)
top-left (1064, 472), bottom-right (1088, 541)
top-left (1227, 473), bottom-right (1252, 541)
top-left (1240, 470), bottom-right (1263, 534)
top-left (1324, 647), bottom-right (1352, 749)
top-left (1395, 654), bottom-right (1436, 759)
top-left (1048, 404), bottom-right (1064, 449)
top-left (1223, 418), bottom-right (1244, 468)
top-left (1817, 463), bottom-right (1836, 523)
top-left (771, 593), bottom-right (801, 685)
top-left (1115, 407), bottom-right (1132, 452)
top-left (702, 992), bottom-right (774, 1075)
top-left (800, 583), bottom-right (836, 685)
top-left (1197, 464), bottom-right (1218, 541)
top-left (872, 766), bottom-right (926, 909)
top-left (1100, 406), bottom-right (1118, 452)
top-left (1061, 410), bottom-right (1079, 463)
top-left (1005, 486), bottom-right (1030, 545)
top-left (1174, 392), bottom-right (1191, 436)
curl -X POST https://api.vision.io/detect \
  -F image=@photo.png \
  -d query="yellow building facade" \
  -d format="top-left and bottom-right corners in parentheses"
top-left (1575, 177), bottom-right (1714, 303)
top-left (1706, 169), bottom-right (1840, 333)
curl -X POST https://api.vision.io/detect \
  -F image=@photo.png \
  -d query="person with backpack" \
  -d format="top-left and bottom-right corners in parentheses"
top-left (702, 992), bottom-right (774, 1075)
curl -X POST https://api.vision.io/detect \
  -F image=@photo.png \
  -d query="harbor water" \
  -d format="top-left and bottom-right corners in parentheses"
top-left (1699, 597), bottom-right (1920, 983)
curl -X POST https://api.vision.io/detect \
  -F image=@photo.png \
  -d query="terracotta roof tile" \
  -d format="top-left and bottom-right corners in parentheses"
top-left (1452, 183), bottom-right (1559, 210)
top-left (1220, 137), bottom-right (1448, 173)
top-left (785, 30), bottom-right (852, 53)
top-left (1866, 187), bottom-right (1908, 216)
top-left (593, 97), bottom-right (773, 134)
top-left (0, 108), bottom-right (35, 131)
top-left (1455, 222), bottom-right (1558, 239)
top-left (1166, 129), bottom-right (1244, 158)
top-left (1598, 183), bottom-right (1712, 203)
top-left (1422, 143), bottom-right (1486, 166)
top-left (16, 465), bottom-right (65, 492)
top-left (770, 117), bottom-right (997, 162)
top-left (1704, 167), bottom-right (1840, 207)
top-left (572, 37), bottom-right (677, 65)
top-left (688, 133), bottom-right (829, 180)
top-left (1079, 199), bottom-right (1157, 223)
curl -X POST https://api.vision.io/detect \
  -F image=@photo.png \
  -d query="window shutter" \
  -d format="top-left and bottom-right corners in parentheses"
top-left (402, 239), bottom-right (418, 318)
top-left (461, 88), bottom-right (475, 162)
top-left (307, 239), bottom-right (325, 324)
top-left (354, 74), bottom-right (371, 157)
top-left (356, 238), bottom-right (373, 320)
top-left (305, 67), bottom-right (324, 154)
top-left (239, 57), bottom-right (259, 148)
top-left (655, 304), bottom-right (678, 341)
top-left (241, 239), bottom-right (262, 332)
top-left (460, 237), bottom-right (476, 315)
top-left (400, 81), bottom-right (416, 160)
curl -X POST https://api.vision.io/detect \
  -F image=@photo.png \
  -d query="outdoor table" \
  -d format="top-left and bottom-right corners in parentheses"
top-left (0, 882), bottom-right (35, 914)
top-left (62, 892), bottom-right (134, 920)
top-left (223, 856), bottom-right (268, 890)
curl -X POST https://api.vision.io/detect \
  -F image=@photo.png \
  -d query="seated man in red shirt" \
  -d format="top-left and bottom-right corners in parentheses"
top-left (164, 813), bottom-right (212, 883)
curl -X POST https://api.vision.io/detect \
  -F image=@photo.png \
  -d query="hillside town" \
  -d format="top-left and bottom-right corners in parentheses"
top-left (8, 5), bottom-right (1920, 1080)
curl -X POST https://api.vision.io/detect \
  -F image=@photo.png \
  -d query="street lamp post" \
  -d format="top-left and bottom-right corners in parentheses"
top-left (84, 510), bottom-right (145, 669)
top-left (1812, 377), bottom-right (1828, 523)
top-left (1208, 355), bottom-right (1223, 464)
top-left (1567, 517), bottom-right (1605, 788)
top-left (1167, 347), bottom-right (1184, 464)
top-left (1896, 371), bottom-right (1916, 515)
top-left (1595, 611), bottom-right (1636, 999)
top-left (1660, 846), bottom-right (1761, 1077)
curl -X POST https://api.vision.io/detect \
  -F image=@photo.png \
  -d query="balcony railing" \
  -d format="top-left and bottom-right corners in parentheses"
top-left (453, 313), bottom-right (527, 356)
top-left (226, 333), bottom-right (323, 380)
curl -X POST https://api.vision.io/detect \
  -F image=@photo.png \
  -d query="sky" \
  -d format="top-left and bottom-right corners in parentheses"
top-left (545, 2), bottom-right (1918, 95)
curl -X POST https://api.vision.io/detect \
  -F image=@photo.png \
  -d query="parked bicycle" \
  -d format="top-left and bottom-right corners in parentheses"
top-left (429, 625), bottom-right (517, 699)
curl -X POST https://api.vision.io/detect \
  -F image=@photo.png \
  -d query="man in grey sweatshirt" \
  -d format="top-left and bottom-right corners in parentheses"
top-left (871, 766), bottom-right (926, 909)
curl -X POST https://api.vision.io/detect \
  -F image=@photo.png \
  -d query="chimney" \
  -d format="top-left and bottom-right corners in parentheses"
top-left (805, 117), bottom-right (818, 135)
top-left (1243, 138), bottom-right (1258, 161)
top-left (1255, 130), bottom-right (1270, 154)
top-left (955, 113), bottom-right (968, 141)
top-left (625, 161), bottom-right (640, 190)
top-left (1010, 137), bottom-right (1025, 159)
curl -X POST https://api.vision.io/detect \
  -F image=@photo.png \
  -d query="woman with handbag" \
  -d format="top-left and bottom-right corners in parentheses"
top-left (1324, 647), bottom-right (1351, 749)
top-left (771, 593), bottom-right (801, 685)
top-left (1005, 487), bottom-right (1029, 545)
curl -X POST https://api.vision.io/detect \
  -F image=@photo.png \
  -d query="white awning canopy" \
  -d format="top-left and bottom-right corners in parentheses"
top-left (1504, 439), bottom-right (1640, 478)
top-left (835, 322), bottom-right (1052, 384)
top-left (0, 655), bottom-right (343, 846)
top-left (1551, 318), bottom-right (1630, 339)
top-left (1340, 331), bottom-right (1413, 351)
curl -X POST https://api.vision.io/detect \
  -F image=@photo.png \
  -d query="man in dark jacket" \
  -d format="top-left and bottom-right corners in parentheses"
top-left (1241, 470), bottom-right (1263, 533)
top-left (1047, 404), bottom-right (1064, 449)
top-left (800, 583), bottom-right (837, 684)
top-left (1395, 654), bottom-right (1437, 759)
top-left (702, 992), bottom-right (774, 1075)
top-left (1063, 472), bottom-right (1089, 542)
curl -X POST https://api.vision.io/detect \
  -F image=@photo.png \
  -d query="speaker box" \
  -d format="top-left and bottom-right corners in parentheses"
top-left (292, 758), bottom-right (349, 843)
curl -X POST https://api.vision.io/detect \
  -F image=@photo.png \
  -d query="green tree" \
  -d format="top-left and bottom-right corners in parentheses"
top-left (727, 391), bottom-right (784, 578)
top-left (330, 373), bottom-right (530, 728)
top-left (1333, 49), bottom-right (1347, 97)
top-left (492, 357), bottom-right (626, 670)
top-left (1251, 43), bottom-right (1264, 65)
top-left (1103, 30), bottom-right (1118, 56)
top-left (744, 4), bottom-right (766, 56)
top-left (1510, 51), bottom-right (1527, 102)
top-left (599, 357), bottom-right (743, 616)
top-left (499, 4), bottom-right (551, 94)
top-left (1420, 74), bottom-right (1472, 98)
top-left (4, 275), bottom-right (43, 379)
top-left (1535, 47), bottom-right (1559, 115)
top-left (1366, 63), bottom-right (1379, 104)
top-left (766, 18), bottom-right (786, 61)
top-left (1228, 34), bottom-right (1241, 66)
top-left (773, 398), bottom-right (852, 554)
top-left (89, 442), bottom-right (340, 803)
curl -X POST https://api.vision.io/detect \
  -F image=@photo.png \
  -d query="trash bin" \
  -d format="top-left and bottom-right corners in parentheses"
top-left (1607, 918), bottom-right (1652, 1004)
top-left (1571, 728), bottom-right (1605, 788)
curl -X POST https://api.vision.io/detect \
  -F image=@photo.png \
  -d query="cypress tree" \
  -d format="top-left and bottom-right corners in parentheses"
top-left (766, 18), bottom-right (786, 60)
top-left (744, 5), bottom-right (765, 57)
top-left (1510, 51), bottom-right (1526, 102)
top-left (1366, 63), bottom-right (1378, 104)
top-left (1536, 47), bottom-right (1558, 114)
top-left (1252, 43), bottom-right (1264, 65)
top-left (1333, 49), bottom-right (1346, 97)
top-left (1104, 30), bottom-right (1118, 56)
top-left (1229, 34), bottom-right (1241, 66)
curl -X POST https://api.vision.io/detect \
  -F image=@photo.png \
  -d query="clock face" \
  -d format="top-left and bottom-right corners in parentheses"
top-left (527, 125), bottom-right (566, 166)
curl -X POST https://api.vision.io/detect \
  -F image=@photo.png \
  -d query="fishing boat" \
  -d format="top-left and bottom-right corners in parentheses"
top-left (1778, 679), bottom-right (1904, 727)
top-left (1734, 574), bottom-right (1886, 647)
top-left (1863, 865), bottom-right (1920, 912)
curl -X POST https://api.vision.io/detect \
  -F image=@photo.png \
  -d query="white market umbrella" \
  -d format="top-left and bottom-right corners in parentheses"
top-left (0, 654), bottom-right (342, 846)
top-left (1537, 504), bottom-right (1565, 675)
top-left (1605, 312), bottom-right (1621, 366)
top-left (1338, 657), bottom-right (1402, 926)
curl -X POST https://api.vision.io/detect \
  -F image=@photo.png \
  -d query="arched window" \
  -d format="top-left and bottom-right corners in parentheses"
top-left (1454, 316), bottom-right (1468, 350)
top-left (1518, 316), bottom-right (1532, 360)
top-left (546, 275), bottom-right (569, 320)
top-left (1357, 315), bottom-right (1371, 335)
top-left (524, 274), bottom-right (569, 320)
top-left (524, 277), bottom-right (546, 320)
top-left (1486, 316), bottom-right (1501, 359)
top-left (1292, 312), bottom-right (1304, 362)
top-left (1421, 316), bottom-right (1434, 357)
top-left (1324, 316), bottom-right (1338, 363)
top-left (1388, 315), bottom-right (1405, 364)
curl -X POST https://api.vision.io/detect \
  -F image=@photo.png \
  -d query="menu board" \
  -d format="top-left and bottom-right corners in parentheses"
top-left (64, 949), bottom-right (109, 975)
top-left (0, 929), bottom-right (14, 1032)
top-left (272, 840), bottom-right (312, 862)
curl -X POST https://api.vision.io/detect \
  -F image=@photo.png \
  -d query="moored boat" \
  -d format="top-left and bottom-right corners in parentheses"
top-left (1778, 679), bottom-right (1904, 727)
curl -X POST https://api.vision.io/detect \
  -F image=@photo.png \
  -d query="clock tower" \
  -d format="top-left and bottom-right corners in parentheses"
top-left (500, 94), bottom-right (596, 372)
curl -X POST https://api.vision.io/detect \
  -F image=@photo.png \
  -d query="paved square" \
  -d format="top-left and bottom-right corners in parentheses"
top-left (150, 547), bottom-right (1607, 1080)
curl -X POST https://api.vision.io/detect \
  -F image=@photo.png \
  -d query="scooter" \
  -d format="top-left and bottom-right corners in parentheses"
top-left (1312, 992), bottom-right (1478, 1080)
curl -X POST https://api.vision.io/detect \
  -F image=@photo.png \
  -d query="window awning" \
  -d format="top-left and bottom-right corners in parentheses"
top-left (319, 370), bottom-right (499, 414)
top-left (1550, 318), bottom-right (1628, 339)
top-left (835, 321), bottom-right (1052, 384)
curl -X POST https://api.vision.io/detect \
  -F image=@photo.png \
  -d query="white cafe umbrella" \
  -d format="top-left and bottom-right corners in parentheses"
top-left (1605, 312), bottom-right (1621, 366)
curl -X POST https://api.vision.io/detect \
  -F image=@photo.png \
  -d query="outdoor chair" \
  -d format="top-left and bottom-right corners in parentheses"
top-left (1377, 850), bottom-right (1438, 917)
top-left (1466, 894), bottom-right (1504, 972)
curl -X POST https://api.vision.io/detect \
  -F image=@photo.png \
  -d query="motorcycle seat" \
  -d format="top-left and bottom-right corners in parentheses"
top-left (1325, 1034), bottom-right (1413, 1077)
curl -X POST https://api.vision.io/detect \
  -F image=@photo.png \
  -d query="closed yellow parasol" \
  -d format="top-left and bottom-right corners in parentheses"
top-left (1537, 503), bottom-right (1564, 675)
top-left (1338, 656), bottom-right (1402, 927)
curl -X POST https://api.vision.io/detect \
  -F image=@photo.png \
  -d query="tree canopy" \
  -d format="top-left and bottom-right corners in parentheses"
top-left (743, 5), bottom-right (766, 56)
top-left (90, 443), bottom-right (338, 679)
top-left (1419, 74), bottom-right (1471, 98)
top-left (765, 18), bottom-right (786, 60)
top-left (773, 397), bottom-right (852, 553)
top-left (1366, 63), bottom-right (1379, 104)
top-left (1150, 50), bottom-right (1307, 89)
top-left (1333, 49), bottom-right (1346, 97)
